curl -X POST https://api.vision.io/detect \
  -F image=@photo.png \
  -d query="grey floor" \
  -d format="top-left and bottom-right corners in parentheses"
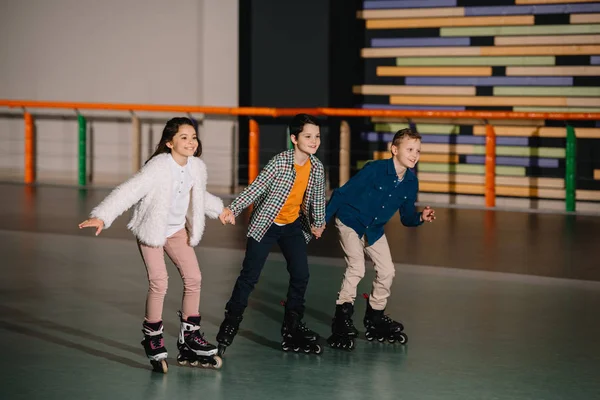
top-left (0, 183), bottom-right (599, 400)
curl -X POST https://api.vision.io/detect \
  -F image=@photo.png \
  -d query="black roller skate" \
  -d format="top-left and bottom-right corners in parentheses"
top-left (281, 310), bottom-right (323, 354)
top-left (327, 302), bottom-right (359, 351)
top-left (363, 294), bottom-right (407, 344)
top-left (216, 310), bottom-right (243, 357)
top-left (176, 311), bottom-right (222, 369)
top-left (141, 320), bottom-right (169, 373)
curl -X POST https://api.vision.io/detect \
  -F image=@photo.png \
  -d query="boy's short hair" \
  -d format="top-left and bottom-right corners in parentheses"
top-left (289, 114), bottom-right (320, 138)
top-left (392, 128), bottom-right (421, 148)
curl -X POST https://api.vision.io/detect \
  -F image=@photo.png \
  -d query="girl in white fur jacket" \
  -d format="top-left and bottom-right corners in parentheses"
top-left (79, 117), bottom-right (225, 372)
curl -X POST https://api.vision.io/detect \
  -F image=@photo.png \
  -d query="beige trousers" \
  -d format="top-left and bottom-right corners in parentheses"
top-left (138, 229), bottom-right (202, 322)
top-left (335, 218), bottom-right (395, 310)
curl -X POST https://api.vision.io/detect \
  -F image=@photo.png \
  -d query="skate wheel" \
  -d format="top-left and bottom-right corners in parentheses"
top-left (281, 342), bottom-right (291, 352)
top-left (154, 359), bottom-right (168, 373)
top-left (177, 359), bottom-right (188, 366)
top-left (347, 340), bottom-right (355, 351)
top-left (313, 344), bottom-right (323, 355)
top-left (388, 338), bottom-right (396, 344)
top-left (212, 355), bottom-right (223, 369)
top-left (365, 332), bottom-right (374, 341)
top-left (377, 336), bottom-right (385, 343)
top-left (293, 347), bottom-right (300, 352)
top-left (398, 333), bottom-right (408, 345)
top-left (190, 360), bottom-right (199, 367)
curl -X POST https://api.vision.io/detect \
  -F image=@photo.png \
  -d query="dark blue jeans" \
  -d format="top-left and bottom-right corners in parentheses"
top-left (225, 219), bottom-right (309, 316)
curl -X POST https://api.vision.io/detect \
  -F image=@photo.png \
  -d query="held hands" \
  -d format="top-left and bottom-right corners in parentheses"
top-left (78, 218), bottom-right (105, 236)
top-left (421, 206), bottom-right (436, 223)
top-left (219, 207), bottom-right (236, 225)
top-left (311, 224), bottom-right (326, 239)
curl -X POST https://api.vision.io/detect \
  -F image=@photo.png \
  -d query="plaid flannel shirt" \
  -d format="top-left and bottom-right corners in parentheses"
top-left (229, 149), bottom-right (326, 243)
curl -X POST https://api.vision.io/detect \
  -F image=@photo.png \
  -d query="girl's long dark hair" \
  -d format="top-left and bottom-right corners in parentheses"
top-left (146, 117), bottom-right (202, 163)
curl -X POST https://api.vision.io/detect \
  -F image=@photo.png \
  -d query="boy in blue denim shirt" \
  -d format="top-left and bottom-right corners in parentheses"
top-left (325, 128), bottom-right (435, 350)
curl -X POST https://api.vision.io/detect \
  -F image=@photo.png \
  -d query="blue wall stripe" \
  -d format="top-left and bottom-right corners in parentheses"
top-left (465, 3), bottom-right (600, 16)
top-left (361, 104), bottom-right (466, 111)
top-left (404, 77), bottom-right (573, 86)
top-left (361, 132), bottom-right (528, 146)
top-left (466, 155), bottom-right (559, 168)
top-left (591, 56), bottom-right (600, 65)
top-left (371, 37), bottom-right (470, 47)
top-left (363, 0), bottom-right (456, 10)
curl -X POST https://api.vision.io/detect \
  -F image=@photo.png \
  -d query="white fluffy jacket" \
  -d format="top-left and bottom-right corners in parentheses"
top-left (90, 153), bottom-right (223, 247)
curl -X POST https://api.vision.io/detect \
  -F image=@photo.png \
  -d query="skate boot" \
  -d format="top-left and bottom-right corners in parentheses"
top-left (281, 310), bottom-right (323, 354)
top-left (216, 310), bottom-right (243, 357)
top-left (363, 294), bottom-right (407, 344)
top-left (141, 320), bottom-right (169, 373)
top-left (176, 311), bottom-right (222, 369)
top-left (327, 302), bottom-right (359, 351)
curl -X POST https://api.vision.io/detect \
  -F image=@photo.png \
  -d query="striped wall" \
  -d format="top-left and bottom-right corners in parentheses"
top-left (356, 0), bottom-right (600, 211)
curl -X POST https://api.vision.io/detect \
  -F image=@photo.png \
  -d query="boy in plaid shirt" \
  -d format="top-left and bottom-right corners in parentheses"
top-left (216, 114), bottom-right (326, 356)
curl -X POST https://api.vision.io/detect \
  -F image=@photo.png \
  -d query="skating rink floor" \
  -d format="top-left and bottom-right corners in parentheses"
top-left (0, 183), bottom-right (599, 400)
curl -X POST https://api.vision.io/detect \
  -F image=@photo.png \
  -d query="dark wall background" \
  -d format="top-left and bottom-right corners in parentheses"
top-left (238, 0), bottom-right (363, 188)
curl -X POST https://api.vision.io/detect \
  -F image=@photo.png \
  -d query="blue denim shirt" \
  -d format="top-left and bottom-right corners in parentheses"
top-left (325, 158), bottom-right (422, 245)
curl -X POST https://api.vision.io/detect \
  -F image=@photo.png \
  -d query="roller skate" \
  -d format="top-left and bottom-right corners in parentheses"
top-left (216, 310), bottom-right (243, 357)
top-left (327, 302), bottom-right (359, 351)
top-left (176, 311), bottom-right (222, 369)
top-left (141, 320), bottom-right (169, 373)
top-left (281, 310), bottom-right (323, 354)
top-left (363, 294), bottom-right (407, 344)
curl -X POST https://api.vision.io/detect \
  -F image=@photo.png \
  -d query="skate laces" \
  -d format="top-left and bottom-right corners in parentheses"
top-left (190, 331), bottom-right (209, 346)
top-left (149, 336), bottom-right (165, 350)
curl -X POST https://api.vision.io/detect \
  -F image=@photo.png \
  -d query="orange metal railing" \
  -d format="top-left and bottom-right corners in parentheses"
top-left (2, 99), bottom-right (600, 210)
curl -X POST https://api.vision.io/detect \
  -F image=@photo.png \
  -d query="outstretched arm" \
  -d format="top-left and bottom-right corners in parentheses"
top-left (83, 162), bottom-right (157, 230)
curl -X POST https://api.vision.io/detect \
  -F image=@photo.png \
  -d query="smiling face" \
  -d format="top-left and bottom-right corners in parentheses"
top-left (291, 122), bottom-right (321, 156)
top-left (391, 137), bottom-right (421, 169)
top-left (167, 124), bottom-right (198, 158)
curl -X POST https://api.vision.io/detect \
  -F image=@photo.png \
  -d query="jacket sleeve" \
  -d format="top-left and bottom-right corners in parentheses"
top-left (204, 192), bottom-right (224, 219)
top-left (228, 156), bottom-right (278, 217)
top-left (399, 181), bottom-right (423, 227)
top-left (325, 161), bottom-right (376, 222)
top-left (90, 161), bottom-right (157, 229)
top-left (311, 162), bottom-right (326, 228)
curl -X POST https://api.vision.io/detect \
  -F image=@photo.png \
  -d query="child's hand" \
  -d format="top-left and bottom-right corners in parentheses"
top-left (219, 208), bottom-right (235, 225)
top-left (78, 218), bottom-right (105, 236)
top-left (311, 224), bottom-right (326, 239)
top-left (421, 206), bottom-right (436, 223)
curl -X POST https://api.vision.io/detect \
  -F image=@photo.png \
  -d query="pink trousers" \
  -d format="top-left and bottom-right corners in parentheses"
top-left (138, 229), bottom-right (201, 322)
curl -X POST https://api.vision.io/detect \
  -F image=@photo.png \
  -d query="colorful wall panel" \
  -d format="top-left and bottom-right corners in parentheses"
top-left (356, 0), bottom-right (600, 211)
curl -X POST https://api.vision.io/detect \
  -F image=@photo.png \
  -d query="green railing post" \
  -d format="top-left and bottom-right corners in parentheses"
top-left (287, 126), bottom-right (293, 150)
top-left (78, 114), bottom-right (87, 186)
top-left (565, 125), bottom-right (576, 212)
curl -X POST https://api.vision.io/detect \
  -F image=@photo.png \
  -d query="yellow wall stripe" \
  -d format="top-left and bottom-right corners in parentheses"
top-left (353, 85), bottom-right (475, 96)
top-left (472, 126), bottom-right (600, 139)
top-left (594, 170), bottom-right (600, 180)
top-left (507, 66), bottom-right (600, 76)
top-left (389, 95), bottom-right (573, 107)
top-left (363, 45), bottom-right (600, 58)
top-left (362, 47), bottom-right (480, 58)
top-left (495, 35), bottom-right (600, 46)
top-left (366, 15), bottom-right (534, 29)
top-left (481, 45), bottom-right (600, 56)
top-left (378, 66), bottom-right (491, 76)
top-left (571, 13), bottom-right (600, 24)
top-left (417, 172), bottom-right (564, 189)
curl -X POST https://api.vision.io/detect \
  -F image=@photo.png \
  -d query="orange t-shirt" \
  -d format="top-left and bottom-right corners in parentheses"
top-left (274, 161), bottom-right (311, 224)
